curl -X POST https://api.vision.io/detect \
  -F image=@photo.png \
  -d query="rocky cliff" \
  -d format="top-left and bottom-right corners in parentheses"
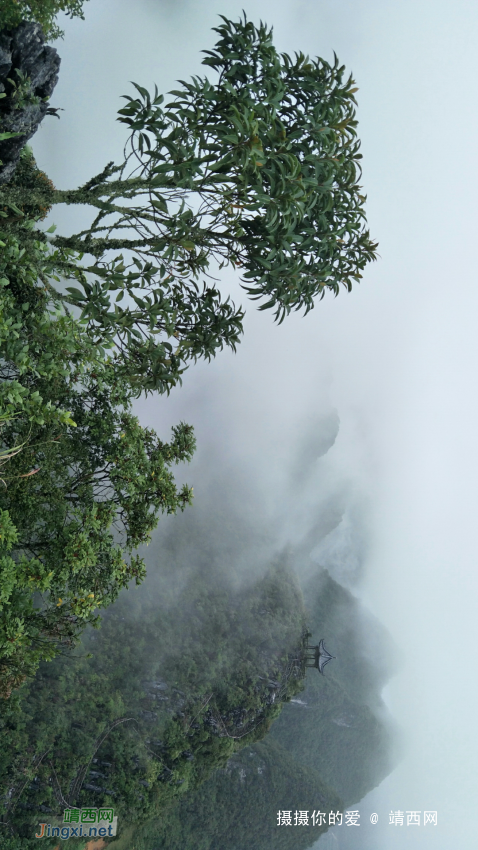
top-left (0, 21), bottom-right (60, 184)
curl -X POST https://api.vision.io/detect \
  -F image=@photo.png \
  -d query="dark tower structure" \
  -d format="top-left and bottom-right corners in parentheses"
top-left (304, 638), bottom-right (335, 675)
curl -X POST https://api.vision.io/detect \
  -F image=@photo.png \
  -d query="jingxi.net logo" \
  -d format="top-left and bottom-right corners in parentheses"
top-left (35, 807), bottom-right (118, 840)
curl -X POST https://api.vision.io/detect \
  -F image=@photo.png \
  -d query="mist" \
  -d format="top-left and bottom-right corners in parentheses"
top-left (27, 0), bottom-right (478, 845)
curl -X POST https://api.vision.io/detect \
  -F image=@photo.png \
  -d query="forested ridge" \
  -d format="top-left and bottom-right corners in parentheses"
top-left (0, 554), bottom-right (397, 850)
top-left (0, 554), bottom-right (309, 847)
top-left (269, 570), bottom-right (398, 806)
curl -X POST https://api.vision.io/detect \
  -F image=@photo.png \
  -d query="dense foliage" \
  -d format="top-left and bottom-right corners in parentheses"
top-left (0, 148), bottom-right (196, 695)
top-left (0, 556), bottom-right (307, 848)
top-left (0, 0), bottom-right (88, 41)
top-left (120, 739), bottom-right (343, 850)
top-left (0, 548), bottom-right (396, 850)
top-left (5, 15), bottom-right (378, 396)
top-left (119, 570), bottom-right (396, 850)
top-left (0, 12), bottom-right (377, 697)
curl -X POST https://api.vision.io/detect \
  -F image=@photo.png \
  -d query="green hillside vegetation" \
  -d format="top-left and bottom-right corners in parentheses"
top-left (0, 556), bottom-right (307, 848)
top-left (114, 738), bottom-right (343, 850)
top-left (0, 458), bottom-right (398, 849)
top-left (269, 569), bottom-right (397, 804)
top-left (106, 569), bottom-right (397, 850)
top-left (304, 568), bottom-right (398, 704)
top-left (0, 552), bottom-right (397, 850)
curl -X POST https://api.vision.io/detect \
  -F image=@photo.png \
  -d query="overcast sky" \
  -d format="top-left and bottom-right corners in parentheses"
top-left (31, 0), bottom-right (478, 846)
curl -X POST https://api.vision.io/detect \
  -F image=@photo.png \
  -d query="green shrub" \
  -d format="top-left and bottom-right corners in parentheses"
top-left (0, 1), bottom-right (88, 41)
top-left (0, 151), bottom-right (197, 694)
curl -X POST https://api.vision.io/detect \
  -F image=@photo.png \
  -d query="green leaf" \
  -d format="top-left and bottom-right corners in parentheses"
top-left (65, 287), bottom-right (86, 301)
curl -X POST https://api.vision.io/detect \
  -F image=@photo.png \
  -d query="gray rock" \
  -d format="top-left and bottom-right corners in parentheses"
top-left (0, 21), bottom-right (61, 184)
top-left (138, 709), bottom-right (158, 721)
top-left (0, 34), bottom-right (12, 79)
top-left (82, 783), bottom-right (116, 796)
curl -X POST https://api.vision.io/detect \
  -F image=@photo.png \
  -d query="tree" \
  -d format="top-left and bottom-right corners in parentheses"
top-left (6, 14), bottom-right (378, 397)
top-left (0, 150), bottom-right (196, 695)
top-left (0, 14), bottom-right (378, 693)
top-left (0, 0), bottom-right (89, 41)
top-left (0, 367), bottom-right (196, 694)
